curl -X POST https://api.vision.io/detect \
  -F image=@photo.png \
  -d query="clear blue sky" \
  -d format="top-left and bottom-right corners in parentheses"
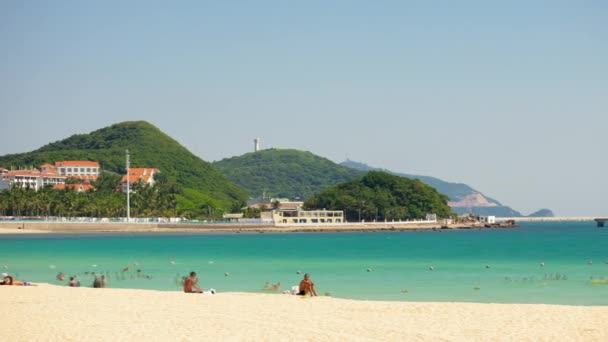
top-left (1, 1), bottom-right (607, 216)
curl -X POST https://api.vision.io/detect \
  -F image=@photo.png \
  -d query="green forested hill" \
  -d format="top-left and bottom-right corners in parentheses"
top-left (213, 149), bottom-right (364, 200)
top-left (341, 160), bottom-right (525, 217)
top-left (304, 171), bottom-right (454, 221)
top-left (0, 121), bottom-right (247, 216)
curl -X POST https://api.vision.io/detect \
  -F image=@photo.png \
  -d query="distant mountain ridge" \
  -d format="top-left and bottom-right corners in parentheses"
top-left (340, 160), bottom-right (526, 217)
top-left (528, 209), bottom-right (555, 217)
top-left (212, 150), bottom-right (541, 217)
top-left (0, 121), bottom-right (247, 216)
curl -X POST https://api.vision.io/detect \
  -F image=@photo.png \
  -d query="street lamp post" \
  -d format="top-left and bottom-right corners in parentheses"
top-left (126, 149), bottom-right (130, 223)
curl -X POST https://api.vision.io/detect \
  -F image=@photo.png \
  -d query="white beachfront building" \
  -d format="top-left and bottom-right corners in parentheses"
top-left (271, 209), bottom-right (344, 224)
top-left (0, 160), bottom-right (101, 191)
top-left (1, 169), bottom-right (67, 191)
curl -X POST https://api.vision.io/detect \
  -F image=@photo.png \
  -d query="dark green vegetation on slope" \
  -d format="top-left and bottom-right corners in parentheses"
top-left (0, 121), bottom-right (247, 218)
top-left (341, 160), bottom-right (525, 217)
top-left (213, 149), bottom-right (364, 199)
top-left (304, 171), bottom-right (454, 221)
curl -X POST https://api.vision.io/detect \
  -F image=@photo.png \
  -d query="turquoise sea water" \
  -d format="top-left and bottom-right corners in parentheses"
top-left (1, 221), bottom-right (607, 305)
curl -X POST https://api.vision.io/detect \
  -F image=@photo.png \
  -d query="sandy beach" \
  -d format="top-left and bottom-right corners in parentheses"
top-left (1, 284), bottom-right (607, 341)
top-left (0, 225), bottom-right (50, 234)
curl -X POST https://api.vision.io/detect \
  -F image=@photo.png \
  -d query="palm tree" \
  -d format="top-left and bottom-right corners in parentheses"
top-left (0, 190), bottom-right (9, 216)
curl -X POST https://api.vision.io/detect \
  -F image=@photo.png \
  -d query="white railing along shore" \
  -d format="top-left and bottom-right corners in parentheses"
top-left (274, 219), bottom-right (438, 227)
top-left (497, 216), bottom-right (598, 222)
top-left (0, 216), bottom-right (438, 227)
top-left (0, 216), bottom-right (269, 225)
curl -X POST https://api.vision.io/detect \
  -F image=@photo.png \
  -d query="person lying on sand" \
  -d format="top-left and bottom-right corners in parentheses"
top-left (1, 273), bottom-right (36, 286)
top-left (298, 274), bottom-right (317, 296)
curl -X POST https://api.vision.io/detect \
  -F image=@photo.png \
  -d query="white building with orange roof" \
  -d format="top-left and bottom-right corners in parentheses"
top-left (54, 160), bottom-right (100, 180)
top-left (0, 160), bottom-right (102, 192)
top-left (2, 169), bottom-right (41, 189)
top-left (40, 168), bottom-right (67, 188)
top-left (1, 168), bottom-right (66, 191)
top-left (121, 168), bottom-right (160, 193)
top-left (1, 161), bottom-right (86, 190)
top-left (2, 169), bottom-right (66, 191)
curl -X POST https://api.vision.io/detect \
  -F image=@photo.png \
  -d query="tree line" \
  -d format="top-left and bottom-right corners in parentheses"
top-left (0, 172), bottom-right (180, 219)
top-left (304, 171), bottom-right (454, 222)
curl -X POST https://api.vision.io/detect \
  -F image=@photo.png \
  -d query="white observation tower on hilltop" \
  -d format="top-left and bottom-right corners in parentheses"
top-left (254, 138), bottom-right (260, 152)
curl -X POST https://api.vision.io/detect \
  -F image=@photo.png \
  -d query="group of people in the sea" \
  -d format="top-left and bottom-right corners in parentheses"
top-left (263, 281), bottom-right (282, 291)
top-left (55, 271), bottom-right (108, 288)
top-left (50, 262), bottom-right (161, 288)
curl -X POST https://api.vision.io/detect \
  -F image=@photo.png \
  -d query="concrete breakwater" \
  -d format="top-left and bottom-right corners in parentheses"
top-left (0, 220), bottom-right (516, 233)
top-left (497, 216), bottom-right (596, 222)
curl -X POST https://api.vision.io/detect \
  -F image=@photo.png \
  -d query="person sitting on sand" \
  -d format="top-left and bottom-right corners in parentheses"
top-left (298, 274), bottom-right (317, 296)
top-left (1, 273), bottom-right (36, 286)
top-left (183, 271), bottom-right (204, 293)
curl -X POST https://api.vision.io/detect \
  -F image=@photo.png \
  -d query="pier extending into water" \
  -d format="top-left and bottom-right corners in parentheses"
top-left (595, 218), bottom-right (608, 227)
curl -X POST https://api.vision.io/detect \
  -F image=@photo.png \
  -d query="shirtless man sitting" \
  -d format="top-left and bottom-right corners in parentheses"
top-left (298, 274), bottom-right (317, 296)
top-left (183, 271), bottom-right (204, 293)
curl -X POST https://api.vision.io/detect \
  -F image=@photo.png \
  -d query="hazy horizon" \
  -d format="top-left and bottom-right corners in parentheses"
top-left (1, 1), bottom-right (606, 216)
